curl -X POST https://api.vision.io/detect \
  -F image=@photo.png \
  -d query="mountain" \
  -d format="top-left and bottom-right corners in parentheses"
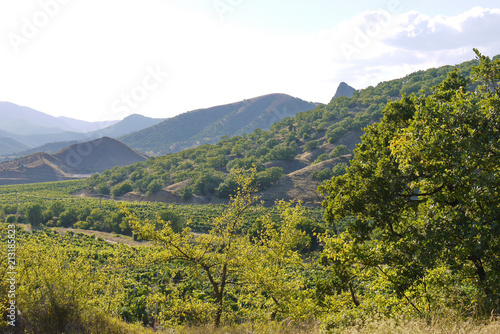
top-left (87, 56), bottom-right (482, 206)
top-left (0, 101), bottom-right (118, 135)
top-left (332, 82), bottom-right (356, 100)
top-left (53, 137), bottom-right (147, 174)
top-left (0, 137), bottom-right (147, 185)
top-left (88, 114), bottom-right (166, 138)
top-left (121, 93), bottom-right (318, 155)
top-left (0, 136), bottom-right (30, 156)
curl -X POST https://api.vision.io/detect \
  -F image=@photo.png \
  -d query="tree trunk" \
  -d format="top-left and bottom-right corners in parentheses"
top-left (214, 296), bottom-right (223, 328)
top-left (471, 256), bottom-right (492, 296)
top-left (349, 281), bottom-right (360, 307)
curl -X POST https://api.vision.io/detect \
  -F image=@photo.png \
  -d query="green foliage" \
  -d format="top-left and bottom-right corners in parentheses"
top-left (146, 179), bottom-right (163, 195)
top-left (303, 140), bottom-right (319, 152)
top-left (320, 51), bottom-right (500, 318)
top-left (331, 162), bottom-right (348, 176)
top-left (26, 203), bottom-right (44, 229)
top-left (268, 145), bottom-right (296, 160)
top-left (159, 209), bottom-right (186, 233)
top-left (311, 168), bottom-right (333, 182)
top-left (330, 144), bottom-right (349, 158)
top-left (111, 181), bottom-right (133, 197)
top-left (326, 126), bottom-right (346, 144)
top-left (96, 182), bottom-right (110, 195)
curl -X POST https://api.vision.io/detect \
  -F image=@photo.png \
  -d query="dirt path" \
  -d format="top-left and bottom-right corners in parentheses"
top-left (16, 223), bottom-right (151, 247)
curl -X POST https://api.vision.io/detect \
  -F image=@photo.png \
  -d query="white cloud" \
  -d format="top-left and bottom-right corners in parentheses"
top-left (316, 7), bottom-right (500, 92)
top-left (386, 7), bottom-right (500, 51)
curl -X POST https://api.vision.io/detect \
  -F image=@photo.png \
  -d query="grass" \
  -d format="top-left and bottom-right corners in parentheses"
top-left (157, 317), bottom-right (500, 334)
top-left (344, 317), bottom-right (500, 334)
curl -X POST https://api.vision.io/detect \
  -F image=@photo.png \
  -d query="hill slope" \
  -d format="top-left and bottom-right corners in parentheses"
top-left (87, 57), bottom-right (482, 205)
top-left (120, 93), bottom-right (317, 155)
top-left (0, 136), bottom-right (30, 156)
top-left (54, 137), bottom-right (147, 174)
top-left (0, 137), bottom-right (147, 185)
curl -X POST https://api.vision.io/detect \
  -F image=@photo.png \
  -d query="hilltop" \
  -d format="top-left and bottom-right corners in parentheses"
top-left (0, 137), bottom-right (147, 185)
top-left (120, 93), bottom-right (318, 155)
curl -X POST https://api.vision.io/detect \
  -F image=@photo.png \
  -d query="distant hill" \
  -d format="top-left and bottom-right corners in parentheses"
top-left (0, 106), bottom-right (164, 157)
top-left (0, 136), bottom-right (30, 156)
top-left (54, 137), bottom-right (148, 174)
top-left (0, 137), bottom-right (147, 185)
top-left (120, 93), bottom-right (318, 155)
top-left (0, 101), bottom-right (118, 135)
top-left (8, 140), bottom-right (80, 158)
top-left (88, 114), bottom-right (166, 138)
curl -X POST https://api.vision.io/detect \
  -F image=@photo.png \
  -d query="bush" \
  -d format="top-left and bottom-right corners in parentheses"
top-left (303, 140), bottom-right (319, 152)
top-left (255, 167), bottom-right (284, 190)
top-left (326, 126), bottom-right (346, 144)
top-left (313, 153), bottom-right (329, 164)
top-left (146, 179), bottom-right (163, 195)
top-left (179, 186), bottom-right (193, 200)
top-left (96, 183), bottom-right (110, 195)
top-left (191, 171), bottom-right (224, 196)
top-left (59, 209), bottom-right (78, 228)
top-left (26, 203), bottom-right (44, 229)
top-left (159, 209), bottom-right (186, 233)
top-left (311, 168), bottom-right (333, 181)
top-left (74, 220), bottom-right (92, 230)
top-left (5, 215), bottom-right (16, 224)
top-left (269, 145), bottom-right (296, 161)
top-left (216, 177), bottom-right (239, 199)
top-left (110, 182), bottom-right (133, 197)
top-left (330, 145), bottom-right (348, 158)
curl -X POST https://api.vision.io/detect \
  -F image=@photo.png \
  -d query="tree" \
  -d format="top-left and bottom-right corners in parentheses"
top-left (320, 51), bottom-right (500, 316)
top-left (110, 182), bottom-right (133, 197)
top-left (125, 169), bottom-right (259, 327)
top-left (241, 201), bottom-right (317, 320)
top-left (26, 203), bottom-right (44, 229)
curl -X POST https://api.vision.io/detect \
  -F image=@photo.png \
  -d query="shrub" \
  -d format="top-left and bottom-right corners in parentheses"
top-left (303, 140), bottom-right (319, 152)
top-left (330, 145), bottom-right (348, 158)
top-left (269, 145), bottom-right (296, 160)
top-left (311, 168), bottom-right (333, 181)
top-left (111, 182), bottom-right (133, 197)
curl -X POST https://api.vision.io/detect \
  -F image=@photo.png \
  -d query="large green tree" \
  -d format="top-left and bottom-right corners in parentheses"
top-left (320, 50), bottom-right (500, 316)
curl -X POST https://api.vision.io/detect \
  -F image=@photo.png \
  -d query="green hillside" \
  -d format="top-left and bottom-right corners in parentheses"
top-left (87, 57), bottom-right (481, 204)
top-left (120, 93), bottom-right (317, 155)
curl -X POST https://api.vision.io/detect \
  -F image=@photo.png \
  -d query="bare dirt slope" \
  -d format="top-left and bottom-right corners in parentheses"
top-left (0, 137), bottom-right (147, 185)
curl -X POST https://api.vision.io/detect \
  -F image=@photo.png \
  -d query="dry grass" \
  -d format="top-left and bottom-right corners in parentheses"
top-left (159, 318), bottom-right (500, 334)
top-left (344, 317), bottom-right (500, 334)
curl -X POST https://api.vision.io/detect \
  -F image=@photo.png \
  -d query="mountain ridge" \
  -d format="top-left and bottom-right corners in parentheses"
top-left (121, 93), bottom-right (318, 155)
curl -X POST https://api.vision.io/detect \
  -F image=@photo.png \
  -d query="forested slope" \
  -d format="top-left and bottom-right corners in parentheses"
top-left (88, 57), bottom-right (481, 205)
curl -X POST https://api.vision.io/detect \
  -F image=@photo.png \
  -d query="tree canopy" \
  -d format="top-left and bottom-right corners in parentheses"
top-left (320, 49), bottom-right (500, 316)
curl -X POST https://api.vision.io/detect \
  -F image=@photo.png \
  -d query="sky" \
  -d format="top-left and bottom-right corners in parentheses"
top-left (1, 0), bottom-right (500, 122)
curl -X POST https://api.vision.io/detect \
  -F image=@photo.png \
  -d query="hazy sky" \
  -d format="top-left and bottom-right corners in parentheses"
top-left (1, 0), bottom-right (500, 122)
